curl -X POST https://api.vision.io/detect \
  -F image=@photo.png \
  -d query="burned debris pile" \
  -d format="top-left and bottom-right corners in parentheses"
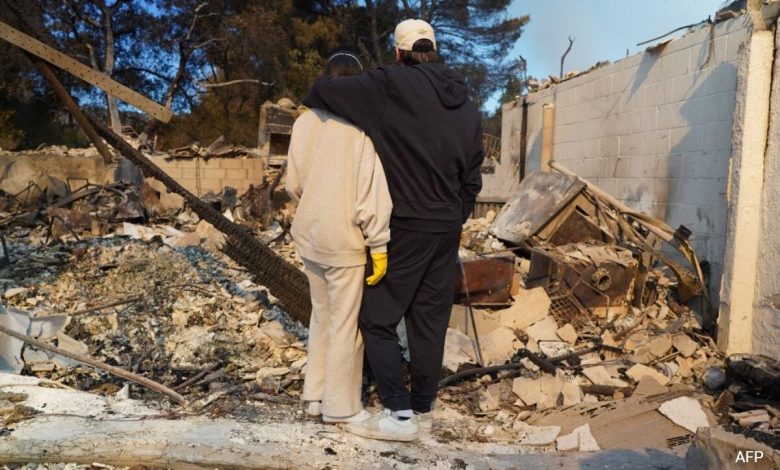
top-left (0, 140), bottom-right (777, 465)
top-left (440, 169), bottom-right (779, 459)
top-left (0, 142), bottom-right (311, 425)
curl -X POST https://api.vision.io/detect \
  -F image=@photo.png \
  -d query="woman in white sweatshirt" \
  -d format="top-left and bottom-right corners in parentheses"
top-left (286, 49), bottom-right (392, 423)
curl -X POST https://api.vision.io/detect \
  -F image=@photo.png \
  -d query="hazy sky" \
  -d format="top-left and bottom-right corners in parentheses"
top-left (509, 0), bottom-right (727, 79)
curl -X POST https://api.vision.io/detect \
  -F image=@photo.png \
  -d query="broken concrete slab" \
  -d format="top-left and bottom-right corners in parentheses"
top-left (512, 377), bottom-right (545, 406)
top-left (496, 287), bottom-right (551, 331)
top-left (556, 323), bottom-right (578, 345)
top-left (624, 331), bottom-right (649, 351)
top-left (633, 376), bottom-right (667, 397)
top-left (478, 326), bottom-right (519, 366)
top-left (443, 327), bottom-right (477, 372)
top-left (556, 423), bottom-right (600, 452)
top-left (658, 396), bottom-right (710, 433)
top-left (4, 287), bottom-right (29, 299)
top-left (449, 305), bottom-right (501, 340)
top-left (561, 381), bottom-right (583, 406)
top-left (514, 422), bottom-right (561, 446)
top-left (478, 388), bottom-right (500, 412)
top-left (531, 385), bottom-right (694, 450)
top-left (672, 334), bottom-right (698, 357)
top-left (525, 315), bottom-right (559, 343)
top-left (627, 364), bottom-right (671, 386)
top-left (582, 365), bottom-right (629, 388)
top-left (647, 333), bottom-right (673, 358)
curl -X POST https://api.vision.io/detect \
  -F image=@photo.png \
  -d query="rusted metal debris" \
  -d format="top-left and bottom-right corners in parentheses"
top-left (490, 170), bottom-right (706, 316)
top-left (456, 255), bottom-right (515, 306)
top-left (527, 243), bottom-right (639, 314)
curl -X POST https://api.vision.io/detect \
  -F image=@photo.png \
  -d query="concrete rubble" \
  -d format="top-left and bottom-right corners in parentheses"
top-left (0, 144), bottom-right (776, 467)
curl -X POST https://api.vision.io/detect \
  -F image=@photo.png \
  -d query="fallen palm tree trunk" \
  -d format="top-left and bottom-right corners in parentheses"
top-left (86, 115), bottom-right (312, 324)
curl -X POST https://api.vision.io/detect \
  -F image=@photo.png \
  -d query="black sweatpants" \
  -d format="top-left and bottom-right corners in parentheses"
top-left (359, 227), bottom-right (460, 413)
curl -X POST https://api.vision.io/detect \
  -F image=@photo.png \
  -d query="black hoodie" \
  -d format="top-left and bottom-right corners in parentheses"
top-left (303, 63), bottom-right (484, 233)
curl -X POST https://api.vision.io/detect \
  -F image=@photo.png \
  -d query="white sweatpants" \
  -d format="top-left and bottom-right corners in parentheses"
top-left (301, 258), bottom-right (365, 418)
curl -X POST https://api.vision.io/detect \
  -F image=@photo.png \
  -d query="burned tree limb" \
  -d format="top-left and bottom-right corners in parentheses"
top-left (438, 362), bottom-right (525, 388)
top-left (0, 323), bottom-right (187, 405)
top-left (85, 115), bottom-right (312, 324)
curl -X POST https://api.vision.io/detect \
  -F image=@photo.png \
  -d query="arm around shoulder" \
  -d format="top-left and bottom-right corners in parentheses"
top-left (353, 136), bottom-right (392, 252)
top-left (303, 68), bottom-right (390, 132)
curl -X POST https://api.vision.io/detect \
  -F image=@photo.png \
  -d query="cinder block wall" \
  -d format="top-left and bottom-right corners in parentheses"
top-left (0, 151), bottom-right (264, 202)
top-left (147, 156), bottom-right (264, 197)
top-left (498, 17), bottom-right (751, 300)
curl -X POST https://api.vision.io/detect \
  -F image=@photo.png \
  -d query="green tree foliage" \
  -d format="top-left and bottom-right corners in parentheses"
top-left (0, 0), bottom-right (527, 148)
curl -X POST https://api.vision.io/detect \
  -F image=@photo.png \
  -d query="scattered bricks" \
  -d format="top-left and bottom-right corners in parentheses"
top-left (624, 331), bottom-right (649, 351)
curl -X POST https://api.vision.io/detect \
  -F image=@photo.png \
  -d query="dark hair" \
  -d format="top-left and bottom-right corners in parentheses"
top-left (324, 47), bottom-right (363, 77)
top-left (398, 39), bottom-right (437, 65)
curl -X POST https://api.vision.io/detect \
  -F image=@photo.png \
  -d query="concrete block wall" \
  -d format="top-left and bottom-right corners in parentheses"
top-left (751, 21), bottom-right (780, 358)
top-left (498, 16), bottom-right (752, 300)
top-left (147, 156), bottom-right (264, 197)
top-left (0, 151), bottom-right (264, 204)
top-left (481, 113), bottom-right (523, 199)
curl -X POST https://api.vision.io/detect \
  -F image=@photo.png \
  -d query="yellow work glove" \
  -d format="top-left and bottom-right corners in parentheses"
top-left (365, 252), bottom-right (388, 286)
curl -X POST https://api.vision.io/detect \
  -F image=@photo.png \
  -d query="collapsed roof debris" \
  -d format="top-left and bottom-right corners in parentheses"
top-left (439, 167), bottom-right (779, 455)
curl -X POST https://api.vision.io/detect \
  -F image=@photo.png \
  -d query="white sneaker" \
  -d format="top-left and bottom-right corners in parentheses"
top-left (346, 409), bottom-right (419, 442)
top-left (415, 411), bottom-right (433, 432)
top-left (305, 401), bottom-right (322, 417)
top-left (323, 409), bottom-right (371, 424)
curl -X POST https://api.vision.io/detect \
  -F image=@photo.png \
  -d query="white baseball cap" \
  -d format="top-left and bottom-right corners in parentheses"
top-left (394, 19), bottom-right (437, 51)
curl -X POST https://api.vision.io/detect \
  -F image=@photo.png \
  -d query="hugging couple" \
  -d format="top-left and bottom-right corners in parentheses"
top-left (286, 18), bottom-right (484, 442)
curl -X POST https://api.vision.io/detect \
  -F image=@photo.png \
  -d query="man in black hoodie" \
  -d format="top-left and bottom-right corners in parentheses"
top-left (303, 19), bottom-right (484, 441)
